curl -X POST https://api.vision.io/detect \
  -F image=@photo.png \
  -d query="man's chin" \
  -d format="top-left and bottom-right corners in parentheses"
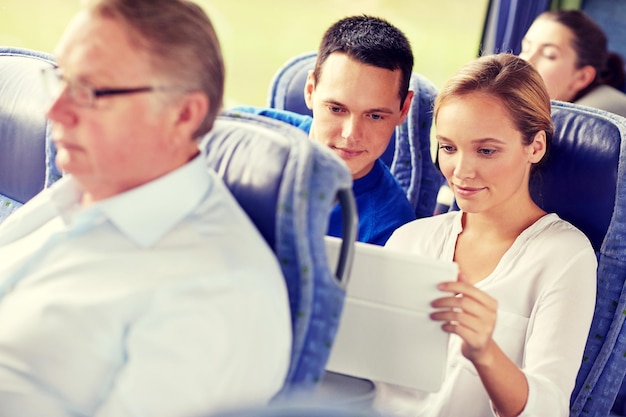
top-left (348, 162), bottom-right (376, 180)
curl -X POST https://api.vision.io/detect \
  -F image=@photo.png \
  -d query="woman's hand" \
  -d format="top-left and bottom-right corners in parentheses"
top-left (430, 273), bottom-right (498, 365)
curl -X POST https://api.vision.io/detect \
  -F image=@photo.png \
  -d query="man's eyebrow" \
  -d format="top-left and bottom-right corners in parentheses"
top-left (322, 99), bottom-right (395, 114)
top-left (367, 107), bottom-right (395, 114)
top-left (322, 99), bottom-right (345, 107)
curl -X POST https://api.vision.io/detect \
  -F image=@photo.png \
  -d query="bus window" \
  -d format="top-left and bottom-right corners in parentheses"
top-left (0, 0), bottom-right (489, 107)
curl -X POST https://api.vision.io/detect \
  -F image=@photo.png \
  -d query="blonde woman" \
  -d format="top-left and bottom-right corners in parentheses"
top-left (374, 54), bottom-right (596, 417)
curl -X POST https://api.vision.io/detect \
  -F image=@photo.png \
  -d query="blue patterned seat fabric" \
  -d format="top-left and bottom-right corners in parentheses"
top-left (531, 101), bottom-right (626, 417)
top-left (267, 52), bottom-right (444, 219)
top-left (201, 110), bottom-right (357, 398)
top-left (531, 102), bottom-right (620, 252)
top-left (0, 47), bottom-right (60, 223)
top-left (581, 0), bottom-right (626, 94)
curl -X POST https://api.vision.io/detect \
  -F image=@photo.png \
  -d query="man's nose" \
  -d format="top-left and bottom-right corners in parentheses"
top-left (341, 115), bottom-right (362, 141)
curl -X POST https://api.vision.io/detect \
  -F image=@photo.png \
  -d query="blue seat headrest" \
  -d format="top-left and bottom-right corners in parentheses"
top-left (530, 101), bottom-right (620, 251)
top-left (201, 114), bottom-right (291, 248)
top-left (0, 48), bottom-right (56, 205)
top-left (201, 110), bottom-right (356, 392)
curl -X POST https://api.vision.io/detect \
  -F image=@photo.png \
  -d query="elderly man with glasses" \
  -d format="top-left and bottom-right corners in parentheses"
top-left (0, 1), bottom-right (291, 417)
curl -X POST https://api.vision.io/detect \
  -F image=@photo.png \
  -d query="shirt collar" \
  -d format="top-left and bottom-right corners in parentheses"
top-left (52, 154), bottom-right (212, 248)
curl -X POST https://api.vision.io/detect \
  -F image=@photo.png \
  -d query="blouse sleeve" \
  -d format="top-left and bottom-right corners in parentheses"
top-left (515, 246), bottom-right (597, 417)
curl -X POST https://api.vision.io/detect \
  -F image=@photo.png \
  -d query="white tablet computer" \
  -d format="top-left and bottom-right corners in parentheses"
top-left (324, 236), bottom-right (458, 393)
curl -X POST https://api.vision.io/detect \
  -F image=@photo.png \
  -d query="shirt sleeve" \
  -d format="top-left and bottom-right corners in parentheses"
top-left (92, 274), bottom-right (292, 417)
top-left (505, 247), bottom-right (597, 417)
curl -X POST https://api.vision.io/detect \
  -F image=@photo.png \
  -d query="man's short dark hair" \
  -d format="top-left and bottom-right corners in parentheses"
top-left (314, 15), bottom-right (414, 107)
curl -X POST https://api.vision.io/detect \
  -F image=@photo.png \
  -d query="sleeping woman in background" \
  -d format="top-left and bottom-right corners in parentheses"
top-left (519, 9), bottom-right (626, 118)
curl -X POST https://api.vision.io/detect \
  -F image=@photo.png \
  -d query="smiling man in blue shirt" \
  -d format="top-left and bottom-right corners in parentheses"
top-left (235, 15), bottom-right (417, 245)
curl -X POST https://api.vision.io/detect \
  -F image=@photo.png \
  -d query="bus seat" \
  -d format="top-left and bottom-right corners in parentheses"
top-left (548, 102), bottom-right (626, 416)
top-left (530, 101), bottom-right (620, 253)
top-left (200, 110), bottom-right (357, 399)
top-left (582, 0), bottom-right (626, 93)
top-left (266, 52), bottom-right (444, 219)
top-left (0, 47), bottom-right (60, 223)
top-left (267, 51), bottom-right (316, 118)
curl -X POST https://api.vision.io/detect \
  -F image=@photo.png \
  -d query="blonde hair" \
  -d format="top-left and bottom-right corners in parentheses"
top-left (435, 53), bottom-right (553, 164)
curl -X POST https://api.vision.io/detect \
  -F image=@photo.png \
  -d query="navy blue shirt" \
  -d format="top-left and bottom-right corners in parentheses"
top-left (231, 106), bottom-right (416, 245)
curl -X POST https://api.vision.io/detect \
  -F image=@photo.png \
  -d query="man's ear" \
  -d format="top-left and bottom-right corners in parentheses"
top-left (304, 70), bottom-right (315, 110)
top-left (398, 90), bottom-right (414, 125)
top-left (571, 65), bottom-right (596, 93)
top-left (173, 91), bottom-right (209, 141)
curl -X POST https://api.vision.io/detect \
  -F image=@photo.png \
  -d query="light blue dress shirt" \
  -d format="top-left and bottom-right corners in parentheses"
top-left (0, 155), bottom-right (292, 417)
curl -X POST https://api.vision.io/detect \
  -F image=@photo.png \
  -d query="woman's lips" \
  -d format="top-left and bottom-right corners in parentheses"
top-left (453, 184), bottom-right (485, 197)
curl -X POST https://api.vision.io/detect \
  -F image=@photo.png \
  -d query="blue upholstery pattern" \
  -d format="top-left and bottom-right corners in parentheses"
top-left (268, 52), bottom-right (316, 118)
top-left (582, 0), bottom-right (626, 88)
top-left (267, 52), bottom-right (444, 218)
top-left (0, 47), bottom-right (60, 223)
top-left (548, 102), bottom-right (626, 417)
top-left (392, 72), bottom-right (442, 219)
top-left (200, 110), bottom-right (356, 397)
top-left (530, 102), bottom-right (619, 252)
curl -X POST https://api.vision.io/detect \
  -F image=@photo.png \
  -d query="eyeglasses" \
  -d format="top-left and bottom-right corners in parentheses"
top-left (41, 66), bottom-right (180, 108)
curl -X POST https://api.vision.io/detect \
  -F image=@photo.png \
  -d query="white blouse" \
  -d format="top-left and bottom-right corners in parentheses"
top-left (373, 211), bottom-right (597, 417)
